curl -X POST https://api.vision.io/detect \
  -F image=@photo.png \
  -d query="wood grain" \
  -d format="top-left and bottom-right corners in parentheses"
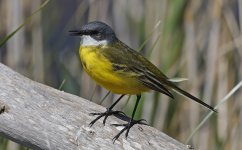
top-left (0, 63), bottom-right (188, 150)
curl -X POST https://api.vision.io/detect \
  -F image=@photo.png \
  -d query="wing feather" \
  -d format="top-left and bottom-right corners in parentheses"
top-left (101, 42), bottom-right (173, 98)
top-left (100, 41), bottom-right (216, 112)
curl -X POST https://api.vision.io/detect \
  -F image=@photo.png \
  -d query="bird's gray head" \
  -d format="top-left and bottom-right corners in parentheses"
top-left (69, 21), bottom-right (117, 46)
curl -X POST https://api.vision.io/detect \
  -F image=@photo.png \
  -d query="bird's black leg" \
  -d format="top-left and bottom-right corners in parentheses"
top-left (111, 94), bottom-right (148, 143)
top-left (89, 94), bottom-right (126, 127)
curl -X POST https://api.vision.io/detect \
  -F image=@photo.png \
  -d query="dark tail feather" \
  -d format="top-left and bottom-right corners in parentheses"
top-left (171, 85), bottom-right (217, 112)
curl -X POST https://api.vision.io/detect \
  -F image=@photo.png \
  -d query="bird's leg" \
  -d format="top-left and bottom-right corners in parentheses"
top-left (111, 94), bottom-right (148, 143)
top-left (89, 94), bottom-right (126, 127)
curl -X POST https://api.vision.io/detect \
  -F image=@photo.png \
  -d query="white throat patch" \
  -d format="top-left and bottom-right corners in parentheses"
top-left (80, 35), bottom-right (108, 46)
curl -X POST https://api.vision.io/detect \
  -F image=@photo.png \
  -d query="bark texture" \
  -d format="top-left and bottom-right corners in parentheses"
top-left (0, 63), bottom-right (188, 150)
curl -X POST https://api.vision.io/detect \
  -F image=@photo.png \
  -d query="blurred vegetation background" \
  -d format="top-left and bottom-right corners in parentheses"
top-left (0, 0), bottom-right (241, 149)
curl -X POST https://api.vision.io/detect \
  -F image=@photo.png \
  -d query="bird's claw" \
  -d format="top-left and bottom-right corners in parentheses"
top-left (89, 112), bottom-right (102, 116)
top-left (89, 109), bottom-right (127, 127)
top-left (112, 119), bottom-right (148, 143)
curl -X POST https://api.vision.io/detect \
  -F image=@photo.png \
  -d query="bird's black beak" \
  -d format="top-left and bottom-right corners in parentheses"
top-left (69, 30), bottom-right (84, 36)
top-left (69, 29), bottom-right (98, 36)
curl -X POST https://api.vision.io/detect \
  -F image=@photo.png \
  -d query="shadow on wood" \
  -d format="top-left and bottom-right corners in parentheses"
top-left (0, 63), bottom-right (187, 150)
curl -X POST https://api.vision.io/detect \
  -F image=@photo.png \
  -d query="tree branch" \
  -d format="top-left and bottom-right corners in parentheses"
top-left (0, 63), bottom-right (188, 150)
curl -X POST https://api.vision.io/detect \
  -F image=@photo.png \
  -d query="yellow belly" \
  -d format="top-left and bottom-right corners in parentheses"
top-left (79, 46), bottom-right (149, 94)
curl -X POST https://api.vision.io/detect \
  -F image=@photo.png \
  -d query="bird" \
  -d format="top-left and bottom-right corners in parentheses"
top-left (69, 21), bottom-right (217, 142)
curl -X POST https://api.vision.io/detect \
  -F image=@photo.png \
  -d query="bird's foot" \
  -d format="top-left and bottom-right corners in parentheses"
top-left (111, 119), bottom-right (148, 143)
top-left (89, 108), bottom-right (126, 127)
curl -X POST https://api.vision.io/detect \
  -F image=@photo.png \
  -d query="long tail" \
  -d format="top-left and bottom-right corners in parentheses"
top-left (170, 84), bottom-right (217, 112)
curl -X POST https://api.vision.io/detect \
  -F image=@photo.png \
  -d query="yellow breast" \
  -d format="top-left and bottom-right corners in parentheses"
top-left (79, 46), bottom-right (149, 94)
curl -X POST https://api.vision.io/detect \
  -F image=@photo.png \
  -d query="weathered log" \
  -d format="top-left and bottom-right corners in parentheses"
top-left (0, 63), bottom-right (188, 150)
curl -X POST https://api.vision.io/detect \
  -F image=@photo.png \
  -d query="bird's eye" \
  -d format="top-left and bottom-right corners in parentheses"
top-left (95, 33), bottom-right (102, 39)
top-left (93, 33), bottom-right (102, 40)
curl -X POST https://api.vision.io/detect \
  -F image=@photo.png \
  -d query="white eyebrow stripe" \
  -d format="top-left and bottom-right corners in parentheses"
top-left (80, 35), bottom-right (108, 46)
